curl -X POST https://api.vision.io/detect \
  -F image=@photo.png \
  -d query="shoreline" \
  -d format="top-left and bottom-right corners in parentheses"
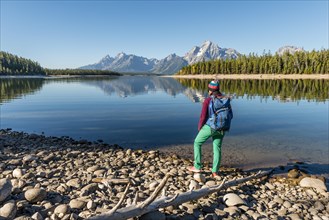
top-left (0, 129), bottom-right (328, 219)
top-left (164, 74), bottom-right (329, 80)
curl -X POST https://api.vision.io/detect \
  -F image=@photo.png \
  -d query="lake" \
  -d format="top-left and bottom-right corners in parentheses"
top-left (1, 75), bottom-right (328, 170)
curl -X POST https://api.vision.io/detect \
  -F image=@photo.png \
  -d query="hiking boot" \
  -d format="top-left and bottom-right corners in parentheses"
top-left (212, 172), bottom-right (221, 180)
top-left (187, 166), bottom-right (201, 173)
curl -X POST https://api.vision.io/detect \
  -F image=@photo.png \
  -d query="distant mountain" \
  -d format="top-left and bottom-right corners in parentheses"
top-left (80, 41), bottom-right (241, 75)
top-left (183, 40), bottom-right (240, 64)
top-left (276, 46), bottom-right (305, 56)
top-left (80, 52), bottom-right (158, 73)
top-left (151, 54), bottom-right (188, 75)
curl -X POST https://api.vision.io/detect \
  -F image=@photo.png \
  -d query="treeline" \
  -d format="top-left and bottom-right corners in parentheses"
top-left (177, 50), bottom-right (329, 75)
top-left (0, 51), bottom-right (120, 76)
top-left (0, 51), bottom-right (45, 75)
top-left (44, 68), bottom-right (120, 76)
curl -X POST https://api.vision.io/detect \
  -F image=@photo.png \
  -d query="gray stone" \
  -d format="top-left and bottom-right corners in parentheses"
top-left (54, 204), bottom-right (70, 214)
top-left (314, 201), bottom-right (324, 211)
top-left (223, 193), bottom-right (246, 206)
top-left (265, 182), bottom-right (275, 190)
top-left (81, 183), bottom-right (98, 195)
top-left (66, 179), bottom-right (81, 188)
top-left (69, 199), bottom-right (86, 209)
top-left (288, 169), bottom-right (299, 178)
top-left (23, 155), bottom-right (37, 163)
top-left (12, 168), bottom-right (24, 178)
top-left (87, 165), bottom-right (99, 173)
top-left (31, 212), bottom-right (43, 220)
top-left (299, 177), bottom-right (327, 192)
top-left (273, 196), bottom-right (284, 204)
top-left (205, 180), bottom-right (216, 187)
top-left (224, 206), bottom-right (239, 215)
top-left (189, 180), bottom-right (200, 191)
top-left (0, 179), bottom-right (12, 203)
top-left (288, 213), bottom-right (302, 220)
top-left (0, 200), bottom-right (16, 219)
top-left (193, 173), bottom-right (206, 183)
top-left (277, 207), bottom-right (287, 216)
top-left (87, 200), bottom-right (96, 210)
top-left (24, 188), bottom-right (47, 203)
top-left (283, 201), bottom-right (292, 208)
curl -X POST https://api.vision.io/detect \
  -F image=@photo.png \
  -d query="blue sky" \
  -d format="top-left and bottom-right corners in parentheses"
top-left (1, 0), bottom-right (328, 69)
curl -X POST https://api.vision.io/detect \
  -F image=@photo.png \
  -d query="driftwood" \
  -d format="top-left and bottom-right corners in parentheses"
top-left (89, 170), bottom-right (272, 220)
top-left (92, 178), bottom-right (131, 186)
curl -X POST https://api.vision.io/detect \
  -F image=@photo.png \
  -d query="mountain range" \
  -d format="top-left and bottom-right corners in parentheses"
top-left (80, 41), bottom-right (240, 75)
top-left (80, 41), bottom-right (304, 75)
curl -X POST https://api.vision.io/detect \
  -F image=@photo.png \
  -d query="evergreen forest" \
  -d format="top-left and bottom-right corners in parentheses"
top-left (0, 51), bottom-right (45, 75)
top-left (0, 51), bottom-right (119, 76)
top-left (177, 50), bottom-right (329, 75)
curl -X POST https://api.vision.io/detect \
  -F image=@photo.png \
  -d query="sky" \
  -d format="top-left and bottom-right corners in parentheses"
top-left (1, 0), bottom-right (328, 69)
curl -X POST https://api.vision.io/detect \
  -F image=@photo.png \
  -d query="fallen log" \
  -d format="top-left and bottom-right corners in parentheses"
top-left (89, 170), bottom-right (272, 220)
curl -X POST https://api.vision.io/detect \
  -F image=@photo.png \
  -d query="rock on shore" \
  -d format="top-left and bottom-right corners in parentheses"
top-left (0, 129), bottom-right (328, 219)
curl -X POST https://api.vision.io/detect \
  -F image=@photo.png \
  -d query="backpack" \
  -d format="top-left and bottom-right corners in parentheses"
top-left (206, 95), bottom-right (233, 131)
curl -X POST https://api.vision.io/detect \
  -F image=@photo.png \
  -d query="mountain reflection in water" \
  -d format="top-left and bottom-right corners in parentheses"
top-left (1, 75), bottom-right (328, 169)
top-left (1, 76), bottom-right (328, 104)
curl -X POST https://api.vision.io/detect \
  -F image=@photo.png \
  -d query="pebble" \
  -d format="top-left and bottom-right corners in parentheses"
top-left (223, 193), bottom-right (246, 206)
top-left (66, 179), bottom-right (81, 188)
top-left (189, 180), bottom-right (200, 191)
top-left (0, 200), bottom-right (17, 219)
top-left (54, 204), bottom-right (70, 214)
top-left (0, 130), bottom-right (328, 219)
top-left (12, 168), bottom-right (24, 178)
top-left (31, 212), bottom-right (43, 220)
top-left (283, 201), bottom-right (292, 208)
top-left (299, 177), bottom-right (327, 192)
top-left (0, 178), bottom-right (12, 203)
top-left (288, 168), bottom-right (299, 178)
top-left (193, 173), bottom-right (206, 183)
top-left (69, 199), bottom-right (86, 209)
top-left (24, 188), bottom-right (47, 203)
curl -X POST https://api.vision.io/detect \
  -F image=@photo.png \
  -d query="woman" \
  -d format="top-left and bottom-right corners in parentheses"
top-left (188, 80), bottom-right (233, 178)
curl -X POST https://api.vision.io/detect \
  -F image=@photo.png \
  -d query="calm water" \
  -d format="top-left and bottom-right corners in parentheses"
top-left (1, 76), bottom-right (328, 169)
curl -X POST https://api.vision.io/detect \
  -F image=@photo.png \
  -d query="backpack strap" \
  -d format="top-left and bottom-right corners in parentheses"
top-left (210, 96), bottom-right (217, 116)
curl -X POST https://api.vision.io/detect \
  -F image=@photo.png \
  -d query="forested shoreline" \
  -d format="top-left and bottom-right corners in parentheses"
top-left (0, 51), bottom-right (45, 75)
top-left (0, 51), bottom-right (120, 76)
top-left (177, 50), bottom-right (329, 75)
top-left (2, 50), bottom-right (329, 76)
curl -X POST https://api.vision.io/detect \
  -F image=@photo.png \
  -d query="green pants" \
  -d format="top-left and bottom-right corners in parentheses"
top-left (194, 124), bottom-right (225, 173)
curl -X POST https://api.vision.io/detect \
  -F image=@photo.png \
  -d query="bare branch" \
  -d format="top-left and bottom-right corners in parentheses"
top-left (89, 169), bottom-right (272, 220)
top-left (137, 173), bottom-right (171, 208)
top-left (107, 182), bottom-right (131, 215)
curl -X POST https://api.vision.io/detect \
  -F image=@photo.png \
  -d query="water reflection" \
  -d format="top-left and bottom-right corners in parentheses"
top-left (1, 76), bottom-right (328, 169)
top-left (0, 78), bottom-right (44, 103)
top-left (177, 78), bottom-right (329, 102)
top-left (1, 76), bottom-right (328, 104)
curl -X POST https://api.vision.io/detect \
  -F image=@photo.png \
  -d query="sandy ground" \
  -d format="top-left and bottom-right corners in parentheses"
top-left (163, 74), bottom-right (329, 80)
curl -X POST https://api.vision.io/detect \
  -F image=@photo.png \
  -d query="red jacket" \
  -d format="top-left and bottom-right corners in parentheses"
top-left (198, 97), bottom-right (211, 130)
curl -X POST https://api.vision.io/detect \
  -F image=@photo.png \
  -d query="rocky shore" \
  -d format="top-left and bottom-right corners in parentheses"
top-left (0, 129), bottom-right (328, 220)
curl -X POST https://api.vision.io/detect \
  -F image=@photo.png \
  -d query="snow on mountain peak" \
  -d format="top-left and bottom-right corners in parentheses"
top-left (80, 40), bottom-right (241, 74)
top-left (184, 41), bottom-right (239, 64)
top-left (276, 46), bottom-right (304, 55)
